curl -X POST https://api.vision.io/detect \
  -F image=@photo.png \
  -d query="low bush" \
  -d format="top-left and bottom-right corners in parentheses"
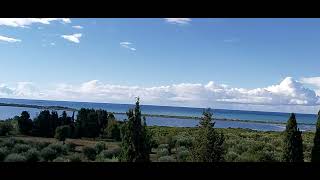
top-left (158, 155), bottom-right (176, 162)
top-left (12, 144), bottom-right (32, 153)
top-left (47, 143), bottom-right (68, 156)
top-left (1, 138), bottom-right (17, 149)
top-left (158, 144), bottom-right (169, 149)
top-left (33, 141), bottom-right (50, 150)
top-left (0, 122), bottom-right (13, 136)
top-left (157, 148), bottom-right (169, 157)
top-left (41, 147), bottom-right (58, 161)
top-left (4, 153), bottom-right (27, 162)
top-left (96, 148), bottom-right (120, 161)
top-left (53, 157), bottom-right (69, 162)
top-left (0, 147), bottom-right (9, 161)
top-left (94, 142), bottom-right (106, 154)
top-left (67, 153), bottom-right (83, 162)
top-left (66, 142), bottom-right (77, 152)
top-left (23, 148), bottom-right (40, 162)
top-left (82, 146), bottom-right (97, 161)
top-left (225, 151), bottom-right (240, 162)
top-left (176, 147), bottom-right (189, 162)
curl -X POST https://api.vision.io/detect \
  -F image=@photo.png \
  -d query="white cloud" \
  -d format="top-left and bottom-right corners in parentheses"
top-left (50, 42), bottom-right (55, 46)
top-left (120, 42), bottom-right (136, 51)
top-left (72, 25), bottom-right (83, 29)
top-left (301, 77), bottom-right (320, 87)
top-left (301, 77), bottom-right (320, 97)
top-left (0, 35), bottom-right (21, 43)
top-left (1, 77), bottom-right (319, 113)
top-left (164, 18), bottom-right (191, 24)
top-left (0, 18), bottom-right (71, 28)
top-left (61, 33), bottom-right (82, 43)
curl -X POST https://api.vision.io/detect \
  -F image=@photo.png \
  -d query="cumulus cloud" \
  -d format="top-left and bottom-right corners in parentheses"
top-left (0, 35), bottom-right (21, 43)
top-left (120, 42), bottom-right (136, 51)
top-left (301, 77), bottom-right (320, 87)
top-left (0, 18), bottom-right (71, 28)
top-left (0, 82), bottom-right (45, 99)
top-left (72, 25), bottom-right (83, 29)
top-left (0, 77), bottom-right (319, 113)
top-left (61, 33), bottom-right (82, 43)
top-left (164, 18), bottom-right (191, 24)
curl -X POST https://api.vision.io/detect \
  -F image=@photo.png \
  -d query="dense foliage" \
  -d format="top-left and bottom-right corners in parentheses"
top-left (119, 98), bottom-right (152, 162)
top-left (75, 109), bottom-right (109, 138)
top-left (55, 125), bottom-right (71, 143)
top-left (18, 111), bottom-right (33, 134)
top-left (311, 110), bottom-right (320, 162)
top-left (190, 109), bottom-right (225, 162)
top-left (282, 113), bottom-right (304, 162)
top-left (0, 122), bottom-right (13, 136)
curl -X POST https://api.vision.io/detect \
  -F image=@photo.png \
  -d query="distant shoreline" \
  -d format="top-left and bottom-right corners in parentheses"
top-left (0, 103), bottom-right (77, 112)
top-left (0, 102), bottom-right (315, 126)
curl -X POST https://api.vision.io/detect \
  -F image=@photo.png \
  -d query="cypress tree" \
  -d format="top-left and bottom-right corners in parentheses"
top-left (119, 97), bottom-right (151, 162)
top-left (191, 108), bottom-right (225, 162)
top-left (311, 110), bottom-right (320, 162)
top-left (282, 113), bottom-right (304, 162)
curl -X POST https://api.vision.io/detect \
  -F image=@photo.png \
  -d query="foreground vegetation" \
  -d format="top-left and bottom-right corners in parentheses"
top-left (0, 126), bottom-right (316, 162)
top-left (0, 98), bottom-right (320, 162)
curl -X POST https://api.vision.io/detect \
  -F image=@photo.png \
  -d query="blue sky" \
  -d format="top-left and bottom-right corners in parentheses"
top-left (0, 18), bottom-right (320, 113)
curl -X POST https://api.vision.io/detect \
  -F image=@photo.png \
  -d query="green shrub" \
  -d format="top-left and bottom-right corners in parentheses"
top-left (47, 143), bottom-right (68, 156)
top-left (174, 135), bottom-right (193, 148)
top-left (158, 144), bottom-right (169, 149)
top-left (103, 157), bottom-right (119, 162)
top-left (236, 152), bottom-right (259, 162)
top-left (176, 147), bottom-right (189, 162)
top-left (225, 151), bottom-right (239, 162)
top-left (67, 153), bottom-right (83, 162)
top-left (158, 155), bottom-right (176, 162)
top-left (4, 153), bottom-right (27, 162)
top-left (157, 148), bottom-right (169, 157)
top-left (66, 142), bottom-right (77, 152)
top-left (105, 120), bottom-right (121, 141)
top-left (53, 157), bottom-right (69, 162)
top-left (55, 125), bottom-right (70, 142)
top-left (12, 144), bottom-right (32, 153)
top-left (33, 141), bottom-right (50, 150)
top-left (41, 147), bottom-right (58, 161)
top-left (0, 147), bottom-right (9, 161)
top-left (82, 146), bottom-right (97, 161)
top-left (94, 142), bottom-right (106, 154)
top-left (0, 122), bottom-right (13, 136)
top-left (23, 148), bottom-right (40, 162)
top-left (1, 138), bottom-right (17, 149)
top-left (96, 148), bottom-right (120, 161)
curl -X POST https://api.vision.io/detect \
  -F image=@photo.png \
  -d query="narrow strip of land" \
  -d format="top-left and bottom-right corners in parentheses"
top-left (0, 103), bottom-right (315, 126)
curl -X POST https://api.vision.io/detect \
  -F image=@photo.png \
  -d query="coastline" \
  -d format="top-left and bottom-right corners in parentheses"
top-left (0, 102), bottom-right (315, 126)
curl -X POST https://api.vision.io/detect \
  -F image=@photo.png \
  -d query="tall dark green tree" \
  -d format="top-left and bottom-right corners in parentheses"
top-left (190, 108), bottom-right (225, 162)
top-left (311, 110), bottom-right (320, 162)
top-left (17, 111), bottom-right (33, 134)
top-left (75, 108), bottom-right (106, 138)
top-left (60, 111), bottom-right (68, 125)
top-left (32, 110), bottom-right (60, 137)
top-left (119, 97), bottom-right (152, 162)
top-left (282, 113), bottom-right (304, 162)
top-left (50, 111), bottom-right (59, 137)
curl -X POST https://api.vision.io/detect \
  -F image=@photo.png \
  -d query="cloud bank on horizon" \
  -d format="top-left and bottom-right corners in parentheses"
top-left (0, 77), bottom-right (320, 114)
